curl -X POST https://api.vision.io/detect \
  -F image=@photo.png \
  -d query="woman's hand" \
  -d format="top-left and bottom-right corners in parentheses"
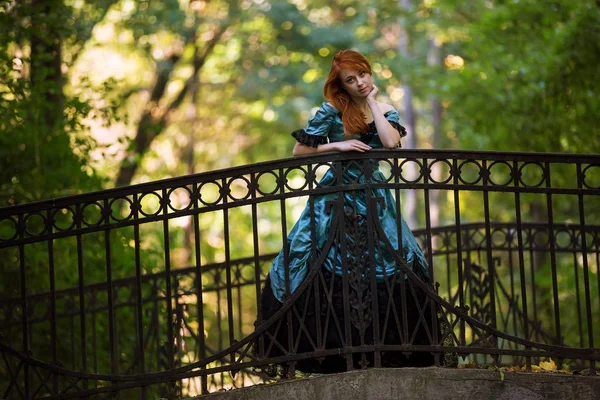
top-left (335, 139), bottom-right (372, 152)
top-left (293, 140), bottom-right (371, 156)
top-left (366, 84), bottom-right (379, 103)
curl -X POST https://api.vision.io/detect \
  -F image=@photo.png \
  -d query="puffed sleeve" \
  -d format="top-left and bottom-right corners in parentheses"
top-left (291, 102), bottom-right (337, 148)
top-left (384, 109), bottom-right (408, 138)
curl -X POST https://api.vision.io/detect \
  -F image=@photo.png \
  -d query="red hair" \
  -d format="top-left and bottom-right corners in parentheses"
top-left (323, 50), bottom-right (373, 137)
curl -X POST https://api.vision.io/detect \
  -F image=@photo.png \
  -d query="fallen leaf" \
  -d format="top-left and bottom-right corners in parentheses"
top-left (539, 359), bottom-right (557, 371)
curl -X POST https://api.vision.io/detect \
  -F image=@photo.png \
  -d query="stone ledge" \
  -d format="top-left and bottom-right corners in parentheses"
top-left (193, 367), bottom-right (600, 400)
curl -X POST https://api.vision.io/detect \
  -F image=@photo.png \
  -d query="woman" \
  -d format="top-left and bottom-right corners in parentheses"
top-left (255, 50), bottom-right (442, 375)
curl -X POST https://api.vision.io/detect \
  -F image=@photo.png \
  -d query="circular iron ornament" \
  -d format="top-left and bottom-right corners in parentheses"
top-left (491, 228), bottom-right (509, 247)
top-left (581, 164), bottom-right (600, 189)
top-left (0, 216), bottom-right (18, 241)
top-left (518, 162), bottom-right (546, 188)
top-left (373, 159), bottom-right (394, 183)
top-left (108, 196), bottom-right (134, 222)
top-left (81, 202), bottom-right (104, 227)
top-left (52, 206), bottom-right (77, 232)
top-left (398, 158), bottom-right (425, 184)
top-left (198, 181), bottom-right (223, 206)
top-left (283, 166), bottom-right (310, 192)
top-left (457, 160), bottom-right (484, 185)
top-left (226, 176), bottom-right (252, 202)
top-left (24, 212), bottom-right (48, 237)
top-left (256, 171), bottom-right (280, 196)
top-left (530, 229), bottom-right (550, 250)
top-left (427, 159), bottom-right (453, 184)
top-left (554, 228), bottom-right (575, 250)
top-left (487, 161), bottom-right (514, 187)
top-left (239, 264), bottom-right (256, 283)
top-left (138, 191), bottom-right (163, 217)
top-left (167, 186), bottom-right (194, 212)
top-left (313, 162), bottom-right (334, 187)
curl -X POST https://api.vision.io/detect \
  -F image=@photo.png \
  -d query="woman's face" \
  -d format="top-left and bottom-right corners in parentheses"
top-left (339, 68), bottom-right (373, 99)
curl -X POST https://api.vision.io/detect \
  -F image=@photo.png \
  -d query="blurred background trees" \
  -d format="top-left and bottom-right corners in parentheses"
top-left (2, 0), bottom-right (597, 207)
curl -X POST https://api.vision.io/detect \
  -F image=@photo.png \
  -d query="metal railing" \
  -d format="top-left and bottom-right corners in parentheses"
top-left (1, 150), bottom-right (599, 399)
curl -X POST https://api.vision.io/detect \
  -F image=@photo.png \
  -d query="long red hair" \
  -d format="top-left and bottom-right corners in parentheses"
top-left (323, 50), bottom-right (372, 137)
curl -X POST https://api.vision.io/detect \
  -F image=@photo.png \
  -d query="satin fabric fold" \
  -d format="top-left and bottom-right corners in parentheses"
top-left (269, 163), bottom-right (429, 302)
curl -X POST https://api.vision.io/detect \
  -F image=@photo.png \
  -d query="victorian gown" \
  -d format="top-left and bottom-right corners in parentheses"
top-left (255, 102), bottom-right (443, 374)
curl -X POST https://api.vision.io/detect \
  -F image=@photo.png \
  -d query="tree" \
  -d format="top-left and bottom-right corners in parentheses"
top-left (0, 0), bottom-right (121, 205)
top-left (440, 0), bottom-right (600, 153)
top-left (114, 0), bottom-right (239, 187)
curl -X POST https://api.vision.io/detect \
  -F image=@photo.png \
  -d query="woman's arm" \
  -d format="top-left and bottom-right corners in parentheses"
top-left (366, 86), bottom-right (401, 149)
top-left (293, 140), bottom-right (372, 156)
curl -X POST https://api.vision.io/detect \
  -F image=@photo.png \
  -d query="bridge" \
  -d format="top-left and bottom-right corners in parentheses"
top-left (1, 149), bottom-right (599, 399)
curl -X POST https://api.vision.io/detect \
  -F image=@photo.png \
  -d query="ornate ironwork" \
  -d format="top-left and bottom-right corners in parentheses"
top-left (0, 149), bottom-right (599, 398)
top-left (344, 205), bottom-right (373, 341)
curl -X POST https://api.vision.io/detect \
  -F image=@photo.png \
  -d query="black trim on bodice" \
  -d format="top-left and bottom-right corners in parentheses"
top-left (359, 120), bottom-right (407, 147)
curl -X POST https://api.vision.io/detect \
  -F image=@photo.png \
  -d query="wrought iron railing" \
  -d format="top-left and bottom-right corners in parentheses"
top-left (0, 150), bottom-right (599, 399)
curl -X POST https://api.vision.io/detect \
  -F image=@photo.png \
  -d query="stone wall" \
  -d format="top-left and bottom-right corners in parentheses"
top-left (194, 367), bottom-right (600, 400)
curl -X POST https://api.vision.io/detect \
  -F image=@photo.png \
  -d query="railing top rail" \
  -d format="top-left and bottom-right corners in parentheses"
top-left (1, 149), bottom-right (599, 216)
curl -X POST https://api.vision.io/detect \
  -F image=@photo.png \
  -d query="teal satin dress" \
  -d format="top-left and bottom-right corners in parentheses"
top-left (269, 102), bottom-right (429, 302)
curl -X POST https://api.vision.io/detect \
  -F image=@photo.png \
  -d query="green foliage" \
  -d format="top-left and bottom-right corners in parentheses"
top-left (1, 0), bottom-right (598, 194)
top-left (440, 0), bottom-right (600, 153)
top-left (0, 0), bottom-right (110, 205)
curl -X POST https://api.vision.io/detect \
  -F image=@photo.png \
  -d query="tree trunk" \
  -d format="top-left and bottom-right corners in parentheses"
top-left (29, 0), bottom-right (64, 131)
top-left (115, 25), bottom-right (227, 188)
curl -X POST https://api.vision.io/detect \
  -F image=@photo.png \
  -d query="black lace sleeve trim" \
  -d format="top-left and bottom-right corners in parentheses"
top-left (291, 129), bottom-right (328, 148)
top-left (389, 121), bottom-right (408, 137)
